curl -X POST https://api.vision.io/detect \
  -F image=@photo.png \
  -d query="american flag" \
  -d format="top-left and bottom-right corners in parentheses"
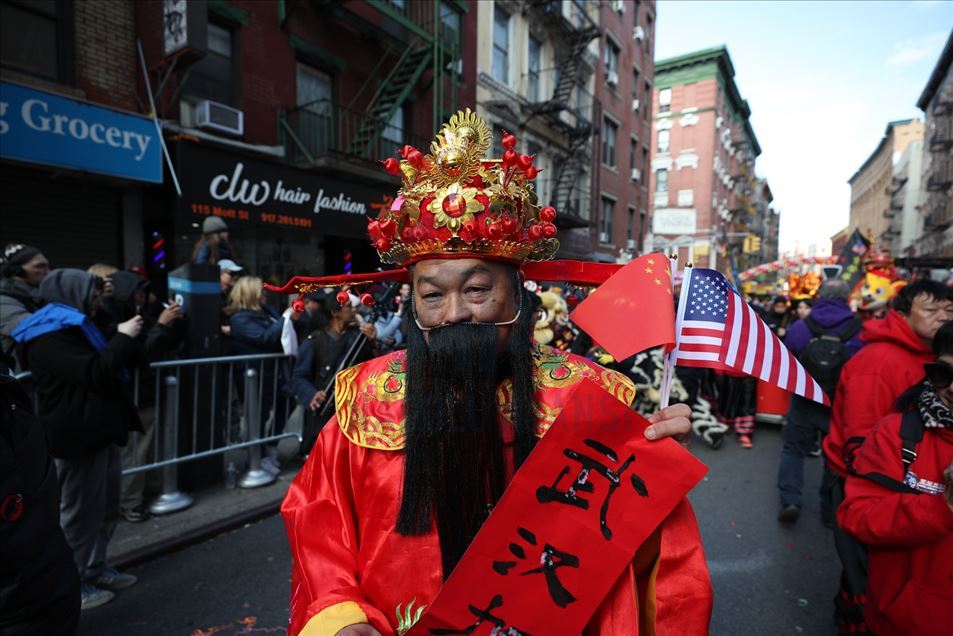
top-left (673, 267), bottom-right (828, 405)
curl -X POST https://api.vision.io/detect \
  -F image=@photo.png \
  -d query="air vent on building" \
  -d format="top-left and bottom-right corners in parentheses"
top-left (631, 98), bottom-right (640, 113)
top-left (633, 26), bottom-right (645, 41)
top-left (631, 168), bottom-right (641, 181)
top-left (195, 100), bottom-right (244, 137)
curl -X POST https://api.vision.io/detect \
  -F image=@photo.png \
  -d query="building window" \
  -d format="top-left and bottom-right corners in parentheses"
top-left (527, 35), bottom-right (542, 101)
top-left (492, 5), bottom-right (510, 84)
top-left (381, 106), bottom-right (406, 153)
top-left (602, 118), bottom-right (618, 168)
top-left (677, 189), bottom-right (694, 207)
top-left (600, 197), bottom-right (615, 243)
top-left (440, 2), bottom-right (462, 54)
top-left (632, 68), bottom-right (640, 102)
top-left (627, 207), bottom-right (635, 241)
top-left (184, 22), bottom-right (237, 106)
top-left (642, 147), bottom-right (649, 177)
top-left (659, 88), bottom-right (671, 114)
top-left (656, 168), bottom-right (669, 192)
top-left (645, 13), bottom-right (653, 55)
top-left (604, 37), bottom-right (620, 85)
top-left (630, 139), bottom-right (638, 174)
top-left (658, 129), bottom-right (670, 154)
top-left (0, 0), bottom-right (73, 83)
top-left (295, 64), bottom-right (333, 155)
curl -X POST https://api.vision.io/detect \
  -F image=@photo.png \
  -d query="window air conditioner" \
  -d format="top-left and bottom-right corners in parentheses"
top-left (195, 100), bottom-right (244, 137)
top-left (606, 70), bottom-right (619, 87)
top-left (633, 26), bottom-right (645, 41)
top-left (613, 0), bottom-right (625, 13)
top-left (631, 98), bottom-right (640, 112)
top-left (599, 231), bottom-right (610, 243)
top-left (626, 239), bottom-right (637, 250)
top-left (631, 168), bottom-right (641, 181)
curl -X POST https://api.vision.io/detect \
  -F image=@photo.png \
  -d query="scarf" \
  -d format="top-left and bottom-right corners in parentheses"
top-left (917, 380), bottom-right (952, 429)
top-left (12, 303), bottom-right (130, 382)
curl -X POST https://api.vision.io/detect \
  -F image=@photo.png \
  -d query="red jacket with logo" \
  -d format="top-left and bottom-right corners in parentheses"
top-left (823, 310), bottom-right (933, 477)
top-left (838, 413), bottom-right (953, 636)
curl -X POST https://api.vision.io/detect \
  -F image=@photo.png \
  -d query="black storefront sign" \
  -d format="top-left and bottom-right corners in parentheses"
top-left (175, 141), bottom-right (394, 239)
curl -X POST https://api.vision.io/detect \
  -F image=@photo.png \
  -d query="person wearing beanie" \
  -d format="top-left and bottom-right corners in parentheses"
top-left (12, 269), bottom-right (145, 611)
top-left (0, 243), bottom-right (50, 370)
top-left (192, 216), bottom-right (233, 265)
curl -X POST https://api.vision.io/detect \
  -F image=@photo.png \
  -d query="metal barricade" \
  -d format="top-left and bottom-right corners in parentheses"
top-left (12, 352), bottom-right (302, 515)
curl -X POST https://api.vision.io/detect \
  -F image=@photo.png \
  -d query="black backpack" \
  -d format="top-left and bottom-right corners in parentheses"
top-left (799, 316), bottom-right (862, 399)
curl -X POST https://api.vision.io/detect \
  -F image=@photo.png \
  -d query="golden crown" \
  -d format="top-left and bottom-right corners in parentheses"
top-left (372, 109), bottom-right (560, 266)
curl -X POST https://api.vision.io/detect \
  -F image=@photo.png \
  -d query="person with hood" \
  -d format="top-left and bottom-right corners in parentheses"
top-left (12, 269), bottom-right (144, 611)
top-left (0, 244), bottom-right (50, 370)
top-left (776, 279), bottom-right (862, 525)
top-left (107, 271), bottom-right (184, 523)
top-left (823, 279), bottom-right (953, 631)
top-left (0, 354), bottom-right (81, 634)
top-left (838, 321), bottom-right (953, 636)
top-left (192, 216), bottom-right (233, 265)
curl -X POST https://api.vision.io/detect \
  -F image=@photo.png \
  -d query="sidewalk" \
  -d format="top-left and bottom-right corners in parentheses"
top-left (109, 455), bottom-right (303, 570)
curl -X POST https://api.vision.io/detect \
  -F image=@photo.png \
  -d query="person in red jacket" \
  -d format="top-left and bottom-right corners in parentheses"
top-left (823, 279), bottom-right (952, 632)
top-left (838, 321), bottom-right (953, 636)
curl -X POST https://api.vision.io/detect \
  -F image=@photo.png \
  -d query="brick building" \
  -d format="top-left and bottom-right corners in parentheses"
top-left (592, 0), bottom-right (655, 262)
top-left (847, 118), bottom-right (923, 251)
top-left (1, 0), bottom-right (149, 269)
top-left (914, 30), bottom-right (953, 258)
top-left (648, 46), bottom-right (765, 274)
top-left (136, 0), bottom-right (476, 281)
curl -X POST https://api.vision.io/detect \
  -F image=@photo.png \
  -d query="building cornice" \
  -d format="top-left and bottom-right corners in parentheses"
top-left (847, 119), bottom-right (915, 185)
top-left (916, 31), bottom-right (953, 110)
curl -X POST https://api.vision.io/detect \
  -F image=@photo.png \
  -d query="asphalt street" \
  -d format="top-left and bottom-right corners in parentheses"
top-left (80, 426), bottom-right (838, 635)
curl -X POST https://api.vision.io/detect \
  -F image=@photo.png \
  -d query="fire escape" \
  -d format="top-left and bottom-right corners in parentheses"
top-left (278, 0), bottom-right (463, 165)
top-left (924, 96), bottom-right (953, 231)
top-left (521, 0), bottom-right (600, 228)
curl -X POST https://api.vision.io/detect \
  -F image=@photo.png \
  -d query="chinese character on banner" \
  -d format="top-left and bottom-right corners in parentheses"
top-left (406, 380), bottom-right (707, 636)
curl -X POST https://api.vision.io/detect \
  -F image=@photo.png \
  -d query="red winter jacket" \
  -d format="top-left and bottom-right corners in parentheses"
top-left (838, 413), bottom-right (953, 636)
top-left (824, 311), bottom-right (933, 477)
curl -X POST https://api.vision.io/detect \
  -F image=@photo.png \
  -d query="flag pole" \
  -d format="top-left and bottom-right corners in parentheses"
top-left (660, 262), bottom-right (693, 409)
top-left (659, 253), bottom-right (679, 408)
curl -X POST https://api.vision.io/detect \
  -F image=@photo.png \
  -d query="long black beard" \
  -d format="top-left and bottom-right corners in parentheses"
top-left (397, 290), bottom-right (538, 579)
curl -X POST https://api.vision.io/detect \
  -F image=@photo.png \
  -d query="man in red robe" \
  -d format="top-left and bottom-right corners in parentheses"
top-left (278, 111), bottom-right (712, 635)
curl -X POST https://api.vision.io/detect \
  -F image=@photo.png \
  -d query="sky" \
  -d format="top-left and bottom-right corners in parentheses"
top-left (654, 0), bottom-right (953, 254)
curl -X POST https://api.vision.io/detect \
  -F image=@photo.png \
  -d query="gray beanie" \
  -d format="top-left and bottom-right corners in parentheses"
top-left (1, 243), bottom-right (41, 278)
top-left (39, 269), bottom-right (98, 314)
top-left (202, 216), bottom-right (228, 234)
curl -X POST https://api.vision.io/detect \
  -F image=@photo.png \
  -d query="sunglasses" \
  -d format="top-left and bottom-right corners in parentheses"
top-left (924, 361), bottom-right (953, 389)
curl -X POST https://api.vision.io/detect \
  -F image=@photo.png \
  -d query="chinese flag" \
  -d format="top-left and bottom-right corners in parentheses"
top-left (570, 253), bottom-right (675, 361)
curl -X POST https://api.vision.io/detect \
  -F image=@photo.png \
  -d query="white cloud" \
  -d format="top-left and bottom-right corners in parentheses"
top-left (887, 32), bottom-right (948, 66)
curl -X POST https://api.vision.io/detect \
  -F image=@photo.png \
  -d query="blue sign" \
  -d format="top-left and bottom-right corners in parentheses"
top-left (0, 81), bottom-right (162, 183)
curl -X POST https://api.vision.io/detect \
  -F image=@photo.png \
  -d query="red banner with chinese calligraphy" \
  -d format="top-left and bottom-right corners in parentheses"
top-left (407, 379), bottom-right (708, 635)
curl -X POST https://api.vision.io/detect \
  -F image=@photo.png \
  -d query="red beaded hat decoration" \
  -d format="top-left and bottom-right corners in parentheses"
top-left (374, 108), bottom-right (559, 266)
top-left (266, 110), bottom-right (626, 309)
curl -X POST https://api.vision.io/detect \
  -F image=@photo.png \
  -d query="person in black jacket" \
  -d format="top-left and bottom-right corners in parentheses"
top-left (107, 271), bottom-right (185, 523)
top-left (13, 268), bottom-right (144, 611)
top-left (0, 358), bottom-right (80, 635)
top-left (226, 275), bottom-right (297, 476)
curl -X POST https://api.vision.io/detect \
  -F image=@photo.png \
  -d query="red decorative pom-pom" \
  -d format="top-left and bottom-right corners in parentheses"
top-left (374, 237), bottom-right (391, 251)
top-left (360, 293), bottom-right (375, 307)
top-left (524, 165), bottom-right (539, 180)
top-left (487, 222), bottom-right (502, 239)
top-left (501, 216), bottom-right (517, 234)
top-left (517, 154), bottom-right (533, 171)
top-left (407, 149), bottom-right (424, 169)
top-left (367, 220), bottom-right (381, 240)
top-left (401, 227), bottom-right (414, 241)
top-left (380, 218), bottom-right (396, 236)
top-left (412, 225), bottom-right (428, 241)
top-left (539, 206), bottom-right (557, 222)
top-left (542, 222), bottom-right (557, 238)
top-left (336, 290), bottom-right (350, 306)
top-left (292, 298), bottom-right (305, 313)
top-left (528, 224), bottom-right (543, 241)
top-left (382, 158), bottom-right (401, 174)
top-left (502, 149), bottom-right (518, 167)
top-left (502, 131), bottom-right (517, 150)
top-left (398, 145), bottom-right (414, 158)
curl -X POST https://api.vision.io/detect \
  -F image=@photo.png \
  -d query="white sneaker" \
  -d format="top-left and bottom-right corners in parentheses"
top-left (81, 583), bottom-right (115, 610)
top-left (260, 456), bottom-right (280, 476)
